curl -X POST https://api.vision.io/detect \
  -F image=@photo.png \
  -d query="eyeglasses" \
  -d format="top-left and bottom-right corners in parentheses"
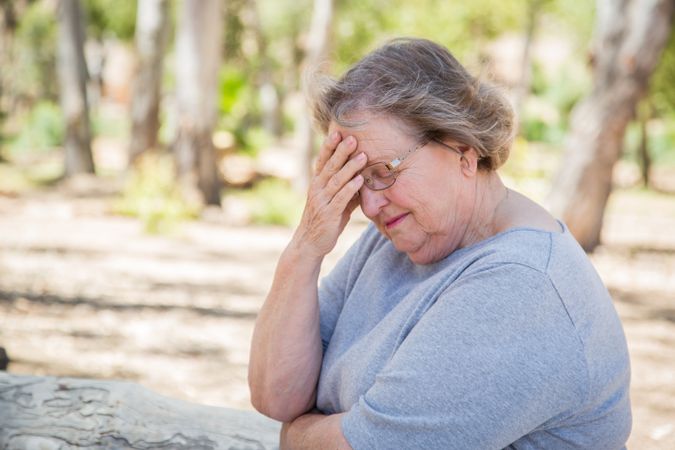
top-left (360, 139), bottom-right (464, 191)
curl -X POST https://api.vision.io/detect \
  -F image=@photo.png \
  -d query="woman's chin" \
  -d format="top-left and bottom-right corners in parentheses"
top-left (392, 239), bottom-right (428, 264)
top-left (395, 240), bottom-right (449, 265)
top-left (406, 250), bottom-right (436, 265)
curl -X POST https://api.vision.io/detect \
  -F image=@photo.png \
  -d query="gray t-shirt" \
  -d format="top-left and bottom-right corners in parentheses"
top-left (317, 223), bottom-right (631, 450)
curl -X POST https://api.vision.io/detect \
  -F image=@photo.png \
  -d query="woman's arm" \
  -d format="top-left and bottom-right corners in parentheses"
top-left (281, 412), bottom-right (352, 450)
top-left (248, 131), bottom-right (366, 422)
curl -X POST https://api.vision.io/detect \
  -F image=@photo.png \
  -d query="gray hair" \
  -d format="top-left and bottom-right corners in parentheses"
top-left (307, 38), bottom-right (515, 170)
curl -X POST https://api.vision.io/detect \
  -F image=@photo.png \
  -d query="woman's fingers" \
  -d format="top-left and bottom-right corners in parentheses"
top-left (311, 135), bottom-right (363, 204)
top-left (316, 135), bottom-right (358, 184)
top-left (330, 174), bottom-right (364, 215)
top-left (295, 132), bottom-right (365, 257)
top-left (314, 131), bottom-right (341, 175)
top-left (323, 152), bottom-right (367, 200)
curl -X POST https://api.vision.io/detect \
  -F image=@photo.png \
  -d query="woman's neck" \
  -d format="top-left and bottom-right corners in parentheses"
top-left (458, 171), bottom-right (510, 249)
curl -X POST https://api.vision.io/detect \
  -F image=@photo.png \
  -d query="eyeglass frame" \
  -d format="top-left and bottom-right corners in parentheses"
top-left (359, 138), bottom-right (465, 191)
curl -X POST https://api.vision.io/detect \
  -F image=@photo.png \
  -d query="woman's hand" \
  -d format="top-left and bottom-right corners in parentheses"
top-left (292, 131), bottom-right (366, 259)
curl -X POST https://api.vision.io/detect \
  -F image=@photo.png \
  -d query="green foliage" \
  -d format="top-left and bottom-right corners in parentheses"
top-left (14, 1), bottom-right (58, 100)
top-left (523, 61), bottom-right (590, 144)
top-left (218, 65), bottom-right (277, 156)
top-left (218, 65), bottom-right (254, 150)
top-left (0, 153), bottom-right (63, 192)
top-left (242, 126), bottom-right (274, 155)
top-left (235, 178), bottom-right (304, 227)
top-left (624, 119), bottom-right (675, 167)
top-left (91, 108), bottom-right (129, 139)
top-left (0, 163), bottom-right (35, 192)
top-left (651, 29), bottom-right (675, 117)
top-left (259, 0), bottom-right (311, 40)
top-left (8, 101), bottom-right (64, 154)
top-left (648, 121), bottom-right (675, 166)
top-left (545, 0), bottom-right (595, 51)
top-left (258, 0), bottom-right (311, 64)
top-left (333, 0), bottom-right (527, 71)
top-left (83, 0), bottom-right (137, 41)
top-left (114, 153), bottom-right (199, 234)
top-left (219, 66), bottom-right (250, 116)
top-left (223, 0), bottom-right (248, 62)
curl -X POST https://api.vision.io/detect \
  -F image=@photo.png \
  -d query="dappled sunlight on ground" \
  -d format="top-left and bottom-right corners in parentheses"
top-left (0, 180), bottom-right (673, 449)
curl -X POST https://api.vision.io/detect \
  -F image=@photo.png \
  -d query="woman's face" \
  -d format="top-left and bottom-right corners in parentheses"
top-left (328, 114), bottom-right (476, 265)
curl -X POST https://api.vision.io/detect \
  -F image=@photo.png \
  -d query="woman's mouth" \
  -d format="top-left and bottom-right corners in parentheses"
top-left (385, 213), bottom-right (409, 229)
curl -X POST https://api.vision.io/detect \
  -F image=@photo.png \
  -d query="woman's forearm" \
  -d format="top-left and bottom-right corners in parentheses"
top-left (249, 131), bottom-right (365, 422)
top-left (248, 240), bottom-right (325, 422)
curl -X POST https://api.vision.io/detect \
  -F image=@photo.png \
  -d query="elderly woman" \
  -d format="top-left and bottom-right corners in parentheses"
top-left (248, 38), bottom-right (631, 449)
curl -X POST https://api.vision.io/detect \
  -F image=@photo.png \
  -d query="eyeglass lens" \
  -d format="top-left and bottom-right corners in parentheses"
top-left (362, 163), bottom-right (396, 190)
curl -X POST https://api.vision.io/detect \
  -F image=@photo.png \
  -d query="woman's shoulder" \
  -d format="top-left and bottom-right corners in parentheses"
top-left (471, 189), bottom-right (584, 272)
top-left (498, 189), bottom-right (562, 234)
top-left (456, 225), bottom-right (560, 275)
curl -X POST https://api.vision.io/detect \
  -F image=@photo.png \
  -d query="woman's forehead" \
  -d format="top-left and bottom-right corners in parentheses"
top-left (329, 115), bottom-right (415, 158)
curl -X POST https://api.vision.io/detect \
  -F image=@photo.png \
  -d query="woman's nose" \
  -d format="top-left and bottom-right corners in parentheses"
top-left (359, 186), bottom-right (389, 218)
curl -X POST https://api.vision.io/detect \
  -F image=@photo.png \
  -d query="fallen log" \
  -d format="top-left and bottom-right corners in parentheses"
top-left (0, 373), bottom-right (281, 449)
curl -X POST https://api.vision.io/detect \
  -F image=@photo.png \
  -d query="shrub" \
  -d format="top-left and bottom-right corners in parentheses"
top-left (114, 153), bottom-right (199, 234)
top-left (9, 102), bottom-right (64, 154)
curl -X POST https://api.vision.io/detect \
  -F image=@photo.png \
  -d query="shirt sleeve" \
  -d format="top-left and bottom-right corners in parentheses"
top-left (341, 263), bottom-right (589, 450)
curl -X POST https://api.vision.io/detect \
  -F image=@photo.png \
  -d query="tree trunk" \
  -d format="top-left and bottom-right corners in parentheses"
top-left (242, 0), bottom-right (282, 137)
top-left (0, 0), bottom-right (17, 118)
top-left (637, 101), bottom-right (652, 188)
top-left (514, 0), bottom-right (545, 125)
top-left (296, 0), bottom-right (333, 192)
top-left (57, 0), bottom-right (95, 176)
top-left (128, 0), bottom-right (170, 164)
top-left (173, 0), bottom-right (223, 206)
top-left (546, 0), bottom-right (674, 251)
top-left (0, 373), bottom-right (281, 449)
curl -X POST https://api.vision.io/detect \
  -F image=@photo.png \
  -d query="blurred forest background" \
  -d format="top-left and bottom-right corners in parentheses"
top-left (0, 0), bottom-right (674, 448)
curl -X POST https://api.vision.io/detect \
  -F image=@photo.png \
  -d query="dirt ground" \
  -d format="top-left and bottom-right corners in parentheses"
top-left (0, 179), bottom-right (673, 449)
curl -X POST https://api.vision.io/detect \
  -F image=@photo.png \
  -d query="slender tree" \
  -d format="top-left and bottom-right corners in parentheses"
top-left (173, 0), bottom-right (223, 206)
top-left (57, 0), bottom-right (95, 176)
top-left (513, 0), bottom-right (549, 125)
top-left (0, 0), bottom-right (14, 141)
top-left (128, 0), bottom-right (170, 164)
top-left (547, 0), bottom-right (674, 251)
top-left (636, 100), bottom-right (653, 188)
top-left (246, 0), bottom-right (282, 137)
top-left (297, 0), bottom-right (333, 191)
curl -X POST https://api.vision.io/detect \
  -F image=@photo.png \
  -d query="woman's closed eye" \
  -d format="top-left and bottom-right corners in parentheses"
top-left (362, 163), bottom-right (397, 190)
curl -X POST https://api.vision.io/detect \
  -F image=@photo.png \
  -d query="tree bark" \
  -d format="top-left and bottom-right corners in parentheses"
top-left (546, 0), bottom-right (674, 251)
top-left (296, 0), bottom-right (333, 192)
top-left (173, 0), bottom-right (223, 206)
top-left (57, 0), bottom-right (95, 176)
top-left (0, 373), bottom-right (281, 449)
top-left (128, 0), bottom-right (171, 164)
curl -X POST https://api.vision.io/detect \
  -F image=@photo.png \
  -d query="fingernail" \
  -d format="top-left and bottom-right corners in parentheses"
top-left (357, 152), bottom-right (366, 160)
top-left (332, 131), bottom-right (340, 141)
top-left (346, 136), bottom-right (355, 145)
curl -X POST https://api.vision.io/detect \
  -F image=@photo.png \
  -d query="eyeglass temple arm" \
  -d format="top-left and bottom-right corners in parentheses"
top-left (385, 140), bottom-right (430, 170)
top-left (433, 139), bottom-right (465, 156)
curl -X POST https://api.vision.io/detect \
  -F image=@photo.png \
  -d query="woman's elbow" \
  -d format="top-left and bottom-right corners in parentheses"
top-left (250, 394), bottom-right (306, 422)
top-left (249, 382), bottom-right (312, 422)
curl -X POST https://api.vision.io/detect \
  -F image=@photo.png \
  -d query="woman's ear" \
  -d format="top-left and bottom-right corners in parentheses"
top-left (459, 147), bottom-right (479, 177)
